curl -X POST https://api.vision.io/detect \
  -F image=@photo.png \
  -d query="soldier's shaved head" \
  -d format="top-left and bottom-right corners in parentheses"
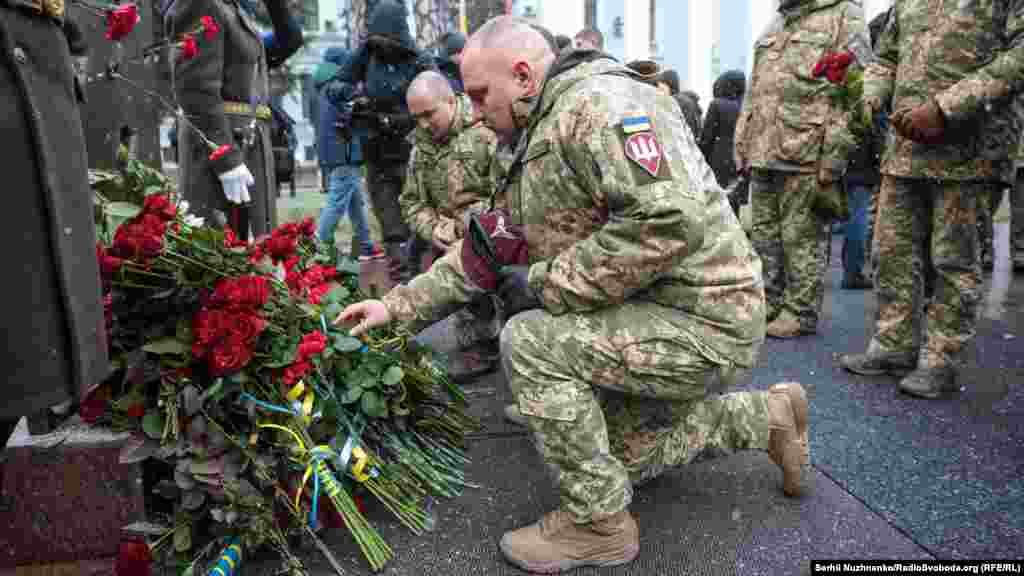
top-left (407, 70), bottom-right (454, 103)
top-left (461, 16), bottom-right (556, 144)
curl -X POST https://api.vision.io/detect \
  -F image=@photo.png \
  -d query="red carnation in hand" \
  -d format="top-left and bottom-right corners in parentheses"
top-left (209, 143), bottom-right (231, 161)
top-left (200, 15), bottom-right (220, 41)
top-left (105, 4), bottom-right (140, 42)
top-left (181, 33), bottom-right (199, 60)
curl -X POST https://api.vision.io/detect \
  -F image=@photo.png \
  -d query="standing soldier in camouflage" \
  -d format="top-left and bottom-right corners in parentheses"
top-left (841, 0), bottom-right (1024, 398)
top-left (735, 0), bottom-right (866, 338)
top-left (338, 17), bottom-right (811, 573)
top-left (399, 70), bottom-right (502, 381)
top-left (1014, 129), bottom-right (1024, 272)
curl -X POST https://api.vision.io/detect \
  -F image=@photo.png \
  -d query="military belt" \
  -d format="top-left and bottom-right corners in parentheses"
top-left (222, 101), bottom-right (272, 121)
top-left (1, 0), bottom-right (64, 21)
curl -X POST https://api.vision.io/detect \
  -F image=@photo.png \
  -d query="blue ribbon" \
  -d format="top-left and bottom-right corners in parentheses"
top-left (239, 392), bottom-right (297, 416)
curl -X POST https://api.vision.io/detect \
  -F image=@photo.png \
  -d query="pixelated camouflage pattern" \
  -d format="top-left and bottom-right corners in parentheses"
top-left (869, 175), bottom-right (983, 368)
top-left (865, 0), bottom-right (1024, 183)
top-left (749, 170), bottom-right (830, 328)
top-left (384, 57), bottom-right (765, 369)
top-left (500, 307), bottom-right (772, 522)
top-left (735, 0), bottom-right (866, 175)
top-left (399, 93), bottom-right (498, 246)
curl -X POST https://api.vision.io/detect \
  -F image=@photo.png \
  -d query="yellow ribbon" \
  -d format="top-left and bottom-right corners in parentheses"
top-left (286, 381), bottom-right (316, 424)
top-left (351, 446), bottom-right (371, 483)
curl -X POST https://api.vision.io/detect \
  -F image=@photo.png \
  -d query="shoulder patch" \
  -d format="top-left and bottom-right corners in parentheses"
top-left (624, 132), bottom-right (663, 177)
top-left (622, 115), bottom-right (652, 134)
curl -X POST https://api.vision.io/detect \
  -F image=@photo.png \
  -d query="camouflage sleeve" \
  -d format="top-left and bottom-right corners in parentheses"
top-left (397, 146), bottom-right (439, 243)
top-left (455, 128), bottom-right (500, 238)
top-left (733, 82), bottom-right (753, 166)
top-left (934, 2), bottom-right (1024, 124)
top-left (863, 6), bottom-right (898, 105)
top-left (527, 100), bottom-right (706, 315)
top-left (820, 2), bottom-right (867, 173)
top-left (381, 241), bottom-right (486, 327)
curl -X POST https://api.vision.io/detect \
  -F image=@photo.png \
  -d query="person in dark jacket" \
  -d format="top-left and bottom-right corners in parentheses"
top-left (655, 68), bottom-right (702, 139)
top-left (437, 31), bottom-right (465, 92)
top-left (338, 0), bottom-right (437, 282)
top-left (167, 0), bottom-right (300, 240)
top-left (315, 47), bottom-right (380, 261)
top-left (699, 70), bottom-right (747, 211)
top-left (1, 4), bottom-right (108, 483)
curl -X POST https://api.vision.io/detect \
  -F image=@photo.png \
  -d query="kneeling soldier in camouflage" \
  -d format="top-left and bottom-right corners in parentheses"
top-left (399, 70), bottom-right (502, 381)
top-left (337, 17), bottom-right (810, 573)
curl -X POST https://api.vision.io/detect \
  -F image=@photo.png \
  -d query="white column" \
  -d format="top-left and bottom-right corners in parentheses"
top-left (687, 0), bottom-right (713, 105)
top-left (624, 0), bottom-right (650, 61)
top-left (541, 0), bottom-right (584, 38)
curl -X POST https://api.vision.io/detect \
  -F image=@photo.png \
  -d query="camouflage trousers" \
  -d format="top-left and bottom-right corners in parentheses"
top-left (870, 176), bottom-right (982, 369)
top-left (1012, 169), bottom-right (1024, 264)
top-left (749, 170), bottom-right (830, 329)
top-left (501, 303), bottom-right (771, 524)
top-left (977, 184), bottom-right (1006, 266)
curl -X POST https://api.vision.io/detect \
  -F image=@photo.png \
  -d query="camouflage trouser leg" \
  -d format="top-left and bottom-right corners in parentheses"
top-left (866, 184), bottom-right (880, 276)
top-left (750, 169), bottom-right (829, 329)
top-left (871, 176), bottom-right (982, 367)
top-left (1012, 170), bottom-right (1024, 263)
top-left (500, 304), bottom-right (769, 524)
top-left (976, 184), bottom-right (1005, 266)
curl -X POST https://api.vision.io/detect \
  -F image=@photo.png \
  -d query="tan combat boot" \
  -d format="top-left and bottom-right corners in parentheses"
top-left (766, 382), bottom-right (810, 497)
top-left (500, 508), bottom-right (639, 574)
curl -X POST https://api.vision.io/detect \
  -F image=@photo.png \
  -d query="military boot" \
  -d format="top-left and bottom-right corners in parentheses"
top-left (898, 366), bottom-right (956, 399)
top-left (499, 508), bottom-right (640, 573)
top-left (839, 347), bottom-right (916, 377)
top-left (766, 382), bottom-right (810, 497)
top-left (504, 403), bottom-right (527, 426)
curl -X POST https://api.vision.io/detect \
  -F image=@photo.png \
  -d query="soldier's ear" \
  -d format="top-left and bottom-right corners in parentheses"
top-left (512, 61), bottom-right (532, 88)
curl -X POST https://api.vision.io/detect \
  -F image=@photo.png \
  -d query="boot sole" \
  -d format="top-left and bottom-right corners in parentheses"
top-left (500, 541), bottom-right (640, 574)
top-left (840, 359), bottom-right (914, 378)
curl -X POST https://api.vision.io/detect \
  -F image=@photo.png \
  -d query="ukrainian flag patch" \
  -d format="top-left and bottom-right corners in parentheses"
top-left (622, 115), bottom-right (652, 134)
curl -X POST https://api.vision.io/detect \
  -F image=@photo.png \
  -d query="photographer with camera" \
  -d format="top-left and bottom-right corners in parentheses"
top-left (336, 0), bottom-right (437, 283)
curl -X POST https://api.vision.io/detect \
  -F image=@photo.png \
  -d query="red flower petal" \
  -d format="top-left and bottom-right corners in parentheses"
top-left (209, 143), bottom-right (231, 162)
top-left (105, 4), bottom-right (140, 42)
top-left (181, 34), bottom-right (199, 61)
top-left (200, 15), bottom-right (220, 41)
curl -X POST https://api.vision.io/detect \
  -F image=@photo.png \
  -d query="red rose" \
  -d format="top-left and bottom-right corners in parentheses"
top-left (812, 59), bottom-right (828, 78)
top-left (322, 266), bottom-right (337, 280)
top-left (299, 217), bottom-right (316, 237)
top-left (224, 228), bottom-right (248, 248)
top-left (225, 311), bottom-right (266, 345)
top-left (282, 360), bottom-right (311, 386)
top-left (303, 266), bottom-right (325, 287)
top-left (111, 231), bottom-right (141, 260)
top-left (283, 255), bottom-right (301, 272)
top-left (142, 194), bottom-right (176, 221)
top-left (115, 538), bottom-right (152, 576)
top-left (266, 235), bottom-right (298, 261)
top-left (297, 332), bottom-right (327, 359)
top-left (181, 33), bottom-right (199, 60)
top-left (209, 143), bottom-right (231, 161)
top-left (209, 338), bottom-right (253, 376)
top-left (139, 213), bottom-right (168, 238)
top-left (833, 52), bottom-right (854, 70)
top-left (308, 283), bottom-right (331, 305)
top-left (192, 308), bottom-right (226, 348)
top-left (200, 15), bottom-right (220, 41)
top-left (826, 66), bottom-right (848, 84)
top-left (234, 275), bottom-right (270, 308)
top-left (105, 4), bottom-right (140, 42)
top-left (285, 269), bottom-right (305, 295)
top-left (276, 223), bottom-right (301, 238)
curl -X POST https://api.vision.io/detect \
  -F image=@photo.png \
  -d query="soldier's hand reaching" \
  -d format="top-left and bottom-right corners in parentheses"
top-left (334, 300), bottom-right (392, 337)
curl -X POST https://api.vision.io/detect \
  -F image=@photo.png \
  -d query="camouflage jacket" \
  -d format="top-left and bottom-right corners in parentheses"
top-left (735, 0), bottom-right (865, 175)
top-left (383, 58), bottom-right (766, 368)
top-left (865, 0), bottom-right (1024, 182)
top-left (398, 93), bottom-right (498, 245)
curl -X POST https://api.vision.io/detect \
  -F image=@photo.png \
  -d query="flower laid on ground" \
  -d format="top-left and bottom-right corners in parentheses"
top-left (89, 170), bottom-right (477, 575)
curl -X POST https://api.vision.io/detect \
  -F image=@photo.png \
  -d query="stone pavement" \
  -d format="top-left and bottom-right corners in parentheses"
top-left (270, 225), bottom-right (1023, 575)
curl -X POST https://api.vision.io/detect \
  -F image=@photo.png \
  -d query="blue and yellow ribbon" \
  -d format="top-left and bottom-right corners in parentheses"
top-left (207, 537), bottom-right (242, 576)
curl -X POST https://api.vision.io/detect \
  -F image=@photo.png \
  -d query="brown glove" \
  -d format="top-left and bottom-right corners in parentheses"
top-left (893, 100), bottom-right (946, 145)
